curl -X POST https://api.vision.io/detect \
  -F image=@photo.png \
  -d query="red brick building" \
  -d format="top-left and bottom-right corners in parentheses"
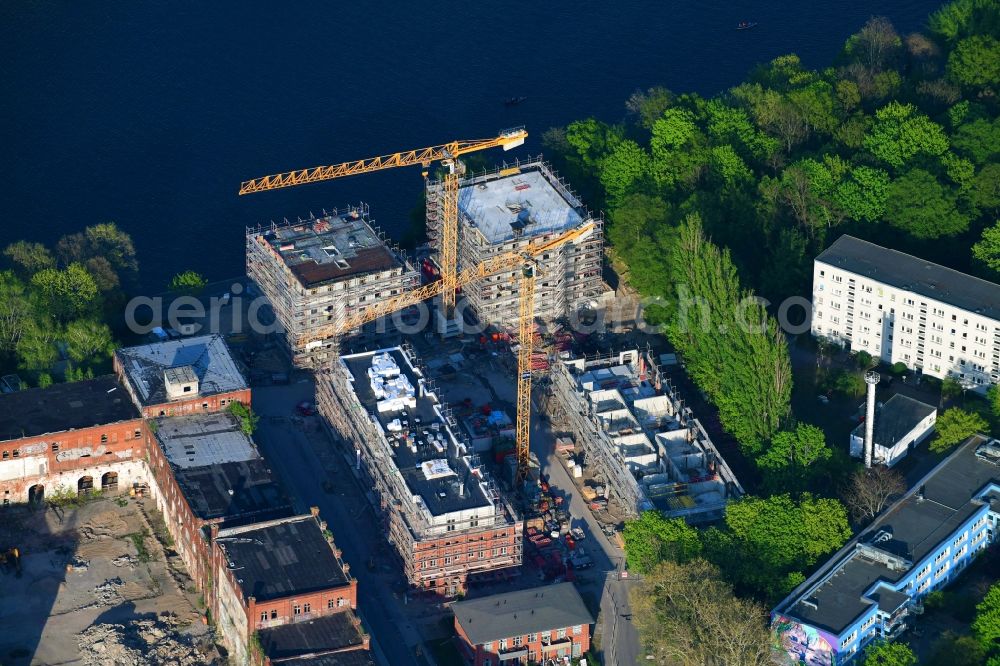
top-left (211, 511), bottom-right (360, 664)
top-left (144, 411), bottom-right (291, 601)
top-left (0, 376), bottom-right (148, 505)
top-left (114, 334), bottom-right (251, 418)
top-left (452, 583), bottom-right (594, 666)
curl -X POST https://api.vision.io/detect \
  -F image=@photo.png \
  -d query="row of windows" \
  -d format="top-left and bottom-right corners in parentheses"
top-left (258, 597), bottom-right (349, 622)
top-left (2, 429), bottom-right (143, 460)
top-left (485, 625), bottom-right (584, 651)
top-left (420, 548), bottom-right (509, 568)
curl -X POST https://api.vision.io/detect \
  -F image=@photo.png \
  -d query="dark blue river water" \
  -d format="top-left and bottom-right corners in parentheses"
top-left (1, 1), bottom-right (940, 290)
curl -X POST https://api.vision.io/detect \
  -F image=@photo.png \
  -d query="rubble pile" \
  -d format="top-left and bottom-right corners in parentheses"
top-left (91, 576), bottom-right (125, 607)
top-left (78, 618), bottom-right (212, 665)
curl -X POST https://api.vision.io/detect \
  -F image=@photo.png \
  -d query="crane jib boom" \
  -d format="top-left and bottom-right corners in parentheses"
top-left (238, 128), bottom-right (527, 195)
top-left (299, 220), bottom-right (594, 346)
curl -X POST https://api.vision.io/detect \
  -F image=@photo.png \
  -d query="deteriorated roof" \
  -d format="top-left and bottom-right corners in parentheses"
top-left (0, 375), bottom-right (139, 443)
top-left (116, 334), bottom-right (247, 407)
top-left (217, 514), bottom-right (350, 602)
top-left (173, 458), bottom-right (291, 524)
top-left (258, 611), bottom-right (367, 660)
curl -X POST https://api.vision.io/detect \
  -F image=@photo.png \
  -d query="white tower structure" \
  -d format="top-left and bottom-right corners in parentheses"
top-left (863, 370), bottom-right (881, 468)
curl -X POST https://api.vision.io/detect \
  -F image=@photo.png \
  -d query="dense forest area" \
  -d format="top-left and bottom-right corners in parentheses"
top-left (608, 1), bottom-right (1000, 663)
top-left (545, 1), bottom-right (1000, 302)
top-left (0, 224), bottom-right (207, 387)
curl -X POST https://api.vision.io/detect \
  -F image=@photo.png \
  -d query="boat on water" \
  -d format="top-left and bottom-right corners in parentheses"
top-left (737, 21), bottom-right (758, 30)
top-left (504, 96), bottom-right (527, 106)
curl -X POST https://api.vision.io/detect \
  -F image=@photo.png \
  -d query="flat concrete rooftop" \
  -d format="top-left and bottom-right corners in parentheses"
top-left (218, 514), bottom-right (350, 602)
top-left (116, 334), bottom-right (247, 407)
top-left (458, 163), bottom-right (585, 244)
top-left (154, 412), bottom-right (258, 468)
top-left (0, 375), bottom-right (139, 443)
top-left (257, 209), bottom-right (401, 288)
top-left (341, 348), bottom-right (492, 517)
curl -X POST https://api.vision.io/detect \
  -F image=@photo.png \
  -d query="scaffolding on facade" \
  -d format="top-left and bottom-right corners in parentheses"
top-left (246, 205), bottom-right (420, 368)
top-left (426, 157), bottom-right (606, 330)
top-left (316, 344), bottom-right (522, 589)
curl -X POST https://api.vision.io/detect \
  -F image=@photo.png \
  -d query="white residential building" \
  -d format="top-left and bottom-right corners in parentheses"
top-left (812, 235), bottom-right (1000, 394)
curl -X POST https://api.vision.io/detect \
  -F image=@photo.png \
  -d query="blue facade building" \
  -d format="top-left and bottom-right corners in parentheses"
top-left (772, 436), bottom-right (1000, 665)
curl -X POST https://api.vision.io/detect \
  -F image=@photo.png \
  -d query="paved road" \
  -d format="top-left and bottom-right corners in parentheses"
top-left (529, 411), bottom-right (642, 666)
top-left (251, 382), bottom-right (424, 666)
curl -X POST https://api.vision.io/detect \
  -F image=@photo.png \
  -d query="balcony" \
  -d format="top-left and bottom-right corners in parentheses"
top-left (497, 646), bottom-right (529, 661)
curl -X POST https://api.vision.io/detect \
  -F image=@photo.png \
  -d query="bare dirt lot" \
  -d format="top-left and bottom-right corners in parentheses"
top-left (0, 496), bottom-right (219, 665)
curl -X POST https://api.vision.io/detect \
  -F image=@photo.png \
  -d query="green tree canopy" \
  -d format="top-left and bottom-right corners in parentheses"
top-left (834, 166), bottom-right (890, 223)
top-left (599, 139), bottom-right (650, 204)
top-left (3, 241), bottom-right (55, 278)
top-left (30, 263), bottom-right (99, 322)
top-left (710, 494), bottom-right (851, 600)
top-left (973, 582), bottom-right (1000, 657)
top-left (930, 0), bottom-right (1000, 44)
top-left (947, 35), bottom-right (1000, 87)
top-left (64, 319), bottom-right (115, 365)
top-left (169, 270), bottom-right (208, 296)
top-left (969, 163), bottom-right (1000, 216)
top-left (15, 320), bottom-right (58, 374)
top-left (885, 169), bottom-right (969, 238)
top-left (631, 559), bottom-right (772, 666)
top-left (708, 144), bottom-right (753, 186)
top-left (861, 640), bottom-right (917, 666)
top-left (757, 423), bottom-right (833, 493)
top-left (952, 117), bottom-right (1000, 164)
top-left (227, 400), bottom-right (260, 435)
top-left (863, 102), bottom-right (949, 169)
top-left (622, 511), bottom-right (702, 573)
top-left (930, 407), bottom-right (988, 453)
top-left (0, 272), bottom-right (31, 355)
top-left (972, 220), bottom-right (1000, 271)
top-left (666, 214), bottom-right (791, 454)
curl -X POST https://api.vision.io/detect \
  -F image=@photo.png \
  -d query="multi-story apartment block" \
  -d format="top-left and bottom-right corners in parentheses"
top-left (426, 159), bottom-right (605, 332)
top-left (812, 235), bottom-right (1000, 394)
top-left (317, 345), bottom-right (522, 596)
top-left (0, 376), bottom-right (148, 505)
top-left (246, 205), bottom-right (420, 368)
top-left (452, 583), bottom-right (594, 665)
top-left (772, 435), bottom-right (1000, 664)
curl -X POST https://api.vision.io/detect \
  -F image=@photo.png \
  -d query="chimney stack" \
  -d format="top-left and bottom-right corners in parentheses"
top-left (863, 370), bottom-right (881, 468)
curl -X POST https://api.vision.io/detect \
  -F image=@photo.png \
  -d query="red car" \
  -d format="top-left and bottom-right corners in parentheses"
top-left (296, 401), bottom-right (316, 416)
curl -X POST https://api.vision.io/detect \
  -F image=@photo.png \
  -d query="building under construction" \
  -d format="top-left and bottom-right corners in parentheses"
top-left (427, 158), bottom-right (605, 330)
top-left (316, 344), bottom-right (522, 596)
top-left (246, 204), bottom-right (420, 368)
top-left (547, 348), bottom-right (743, 523)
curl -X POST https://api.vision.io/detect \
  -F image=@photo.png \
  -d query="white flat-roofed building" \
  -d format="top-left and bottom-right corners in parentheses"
top-left (812, 235), bottom-right (1000, 394)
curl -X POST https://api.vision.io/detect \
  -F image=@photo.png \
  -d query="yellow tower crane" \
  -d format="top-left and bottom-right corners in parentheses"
top-left (239, 128), bottom-right (528, 317)
top-left (294, 221), bottom-right (595, 483)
